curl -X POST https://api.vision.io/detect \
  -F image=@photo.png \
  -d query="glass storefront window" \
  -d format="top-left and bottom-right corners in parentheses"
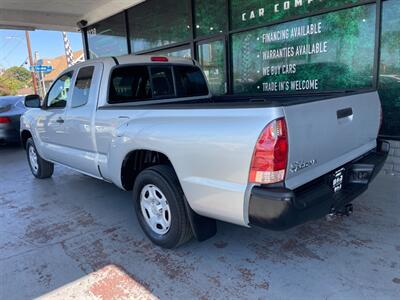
top-left (81, 0), bottom-right (400, 138)
top-left (231, 4), bottom-right (376, 94)
top-left (198, 40), bottom-right (226, 95)
top-left (230, 0), bottom-right (368, 30)
top-left (128, 0), bottom-right (191, 53)
top-left (379, 0), bottom-right (400, 138)
top-left (155, 47), bottom-right (192, 59)
top-left (194, 0), bottom-right (227, 38)
top-left (87, 13), bottom-right (128, 58)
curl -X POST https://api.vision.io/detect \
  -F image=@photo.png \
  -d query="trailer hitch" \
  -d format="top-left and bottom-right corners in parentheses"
top-left (326, 204), bottom-right (353, 221)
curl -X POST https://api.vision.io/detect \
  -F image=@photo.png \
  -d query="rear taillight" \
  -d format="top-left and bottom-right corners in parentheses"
top-left (0, 117), bottom-right (11, 124)
top-left (249, 118), bottom-right (288, 184)
top-left (379, 106), bottom-right (383, 133)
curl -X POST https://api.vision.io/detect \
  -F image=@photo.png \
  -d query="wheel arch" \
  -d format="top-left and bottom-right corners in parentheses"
top-left (121, 149), bottom-right (217, 242)
top-left (120, 149), bottom-right (174, 191)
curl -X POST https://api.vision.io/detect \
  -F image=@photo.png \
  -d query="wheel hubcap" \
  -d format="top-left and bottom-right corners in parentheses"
top-left (28, 146), bottom-right (39, 174)
top-left (140, 184), bottom-right (171, 235)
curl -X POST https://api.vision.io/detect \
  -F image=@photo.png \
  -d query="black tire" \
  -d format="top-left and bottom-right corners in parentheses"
top-left (133, 165), bottom-right (193, 249)
top-left (26, 138), bottom-right (54, 179)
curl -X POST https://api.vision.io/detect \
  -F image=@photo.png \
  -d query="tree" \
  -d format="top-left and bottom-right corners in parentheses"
top-left (0, 82), bottom-right (11, 96)
top-left (0, 66), bottom-right (32, 95)
top-left (3, 66), bottom-right (32, 84)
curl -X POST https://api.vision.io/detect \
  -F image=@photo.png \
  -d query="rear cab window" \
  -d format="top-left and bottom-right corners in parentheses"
top-left (108, 64), bottom-right (209, 104)
top-left (151, 67), bottom-right (175, 98)
top-left (174, 65), bottom-right (209, 97)
top-left (109, 66), bottom-right (152, 104)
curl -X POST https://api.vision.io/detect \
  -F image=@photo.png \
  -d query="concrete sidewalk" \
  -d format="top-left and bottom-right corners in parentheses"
top-left (1, 145), bottom-right (399, 300)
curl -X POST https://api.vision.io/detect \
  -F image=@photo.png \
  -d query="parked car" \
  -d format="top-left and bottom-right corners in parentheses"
top-left (20, 55), bottom-right (389, 248)
top-left (0, 95), bottom-right (31, 144)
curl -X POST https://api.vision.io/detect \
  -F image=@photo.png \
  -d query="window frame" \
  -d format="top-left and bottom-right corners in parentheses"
top-left (106, 63), bottom-right (211, 105)
top-left (44, 71), bottom-right (74, 110)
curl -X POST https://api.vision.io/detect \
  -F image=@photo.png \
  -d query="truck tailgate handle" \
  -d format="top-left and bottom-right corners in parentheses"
top-left (337, 107), bottom-right (353, 119)
top-left (56, 117), bottom-right (64, 124)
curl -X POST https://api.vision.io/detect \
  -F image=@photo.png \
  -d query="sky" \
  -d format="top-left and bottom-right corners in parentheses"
top-left (0, 29), bottom-right (83, 69)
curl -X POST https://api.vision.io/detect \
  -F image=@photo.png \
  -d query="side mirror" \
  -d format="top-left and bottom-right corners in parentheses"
top-left (24, 94), bottom-right (41, 108)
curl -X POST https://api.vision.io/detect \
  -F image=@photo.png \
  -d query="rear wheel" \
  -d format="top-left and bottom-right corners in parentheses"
top-left (26, 138), bottom-right (54, 179)
top-left (133, 165), bottom-right (193, 248)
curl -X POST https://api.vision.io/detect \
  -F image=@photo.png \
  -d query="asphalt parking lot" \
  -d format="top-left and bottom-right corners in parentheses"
top-left (1, 144), bottom-right (399, 300)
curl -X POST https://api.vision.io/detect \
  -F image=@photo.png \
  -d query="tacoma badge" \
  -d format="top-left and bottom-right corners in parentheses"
top-left (290, 160), bottom-right (317, 173)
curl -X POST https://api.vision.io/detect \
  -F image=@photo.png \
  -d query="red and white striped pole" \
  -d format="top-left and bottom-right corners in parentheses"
top-left (62, 32), bottom-right (74, 67)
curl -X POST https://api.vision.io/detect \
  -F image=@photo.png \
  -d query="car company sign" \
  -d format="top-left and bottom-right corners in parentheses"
top-left (241, 0), bottom-right (325, 22)
top-left (231, 0), bottom-right (364, 29)
top-left (232, 3), bottom-right (375, 94)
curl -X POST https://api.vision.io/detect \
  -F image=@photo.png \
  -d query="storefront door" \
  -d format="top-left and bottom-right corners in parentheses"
top-left (197, 39), bottom-right (226, 95)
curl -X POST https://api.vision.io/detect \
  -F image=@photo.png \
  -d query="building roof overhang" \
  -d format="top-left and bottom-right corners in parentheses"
top-left (0, 0), bottom-right (145, 32)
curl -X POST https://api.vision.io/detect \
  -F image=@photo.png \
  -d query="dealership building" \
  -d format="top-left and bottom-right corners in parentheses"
top-left (1, 0), bottom-right (399, 172)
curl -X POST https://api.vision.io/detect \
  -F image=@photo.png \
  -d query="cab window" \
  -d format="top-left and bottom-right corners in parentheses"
top-left (46, 72), bottom-right (73, 109)
top-left (174, 65), bottom-right (209, 97)
top-left (109, 66), bottom-right (152, 103)
top-left (72, 66), bottom-right (95, 108)
top-left (150, 67), bottom-right (175, 98)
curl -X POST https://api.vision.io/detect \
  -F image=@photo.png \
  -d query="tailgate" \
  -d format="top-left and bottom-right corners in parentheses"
top-left (284, 91), bottom-right (380, 190)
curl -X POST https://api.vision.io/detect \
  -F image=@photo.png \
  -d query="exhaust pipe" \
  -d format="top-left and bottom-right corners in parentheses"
top-left (326, 204), bottom-right (353, 221)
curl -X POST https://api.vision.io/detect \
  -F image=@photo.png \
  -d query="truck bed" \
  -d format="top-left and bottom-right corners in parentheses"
top-left (98, 89), bottom-right (376, 109)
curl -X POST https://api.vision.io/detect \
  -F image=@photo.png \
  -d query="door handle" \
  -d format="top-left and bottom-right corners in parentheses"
top-left (56, 118), bottom-right (64, 124)
top-left (337, 108), bottom-right (353, 119)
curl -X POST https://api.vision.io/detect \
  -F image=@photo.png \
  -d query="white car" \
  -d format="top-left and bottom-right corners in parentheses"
top-left (21, 55), bottom-right (389, 248)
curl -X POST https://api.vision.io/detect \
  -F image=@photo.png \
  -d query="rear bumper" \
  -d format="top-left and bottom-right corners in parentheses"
top-left (0, 115), bottom-right (21, 143)
top-left (0, 126), bottom-right (19, 143)
top-left (248, 140), bottom-right (390, 230)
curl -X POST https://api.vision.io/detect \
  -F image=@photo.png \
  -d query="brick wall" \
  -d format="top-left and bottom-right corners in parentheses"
top-left (383, 140), bottom-right (400, 176)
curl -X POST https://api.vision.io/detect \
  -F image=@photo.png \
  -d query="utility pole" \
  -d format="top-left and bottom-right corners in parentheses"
top-left (34, 51), bottom-right (46, 98)
top-left (25, 31), bottom-right (38, 95)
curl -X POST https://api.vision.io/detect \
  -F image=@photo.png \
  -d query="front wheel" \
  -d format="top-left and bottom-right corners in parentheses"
top-left (133, 165), bottom-right (193, 249)
top-left (26, 138), bottom-right (54, 179)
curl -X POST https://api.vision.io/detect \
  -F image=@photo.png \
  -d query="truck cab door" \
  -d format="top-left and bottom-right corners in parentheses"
top-left (62, 62), bottom-right (103, 177)
top-left (37, 72), bottom-right (73, 162)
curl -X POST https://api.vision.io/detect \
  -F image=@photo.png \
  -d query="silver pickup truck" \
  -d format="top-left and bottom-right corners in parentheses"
top-left (21, 55), bottom-right (389, 248)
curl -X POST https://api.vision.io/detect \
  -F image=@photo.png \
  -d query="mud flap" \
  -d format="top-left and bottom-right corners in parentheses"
top-left (183, 197), bottom-right (217, 242)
